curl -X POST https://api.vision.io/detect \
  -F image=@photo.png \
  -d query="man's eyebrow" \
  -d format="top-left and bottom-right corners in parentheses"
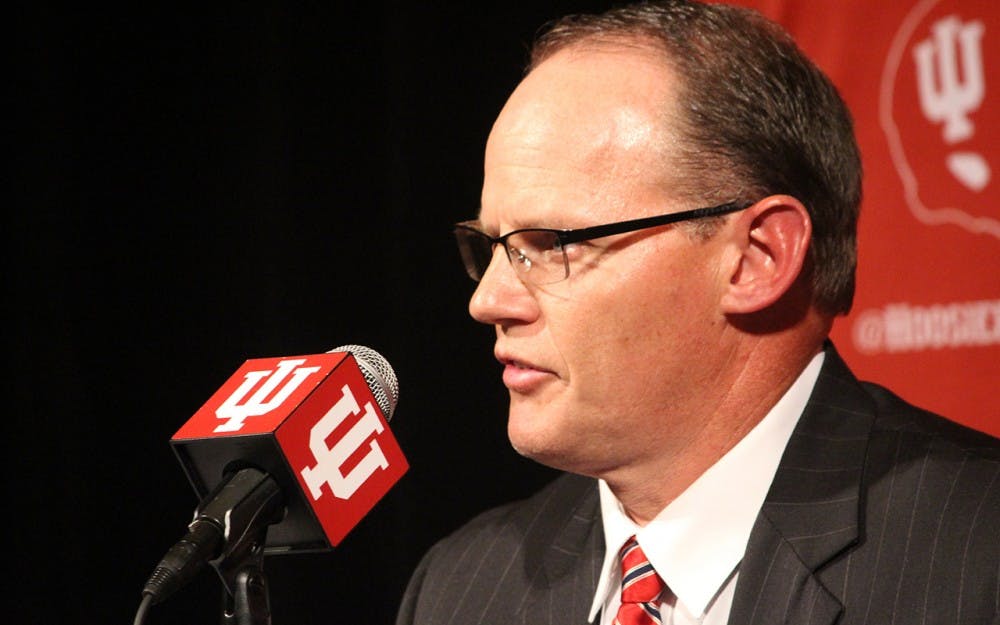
top-left (474, 207), bottom-right (585, 233)
top-left (479, 215), bottom-right (563, 233)
top-left (465, 217), bottom-right (493, 234)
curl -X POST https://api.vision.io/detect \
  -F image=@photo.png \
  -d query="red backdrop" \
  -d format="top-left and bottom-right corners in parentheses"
top-left (725, 0), bottom-right (999, 436)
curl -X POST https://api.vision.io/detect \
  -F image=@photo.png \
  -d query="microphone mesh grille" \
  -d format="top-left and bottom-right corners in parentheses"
top-left (329, 345), bottom-right (399, 421)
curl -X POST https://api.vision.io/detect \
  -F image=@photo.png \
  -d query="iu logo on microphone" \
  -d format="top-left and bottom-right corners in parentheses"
top-left (274, 353), bottom-right (408, 546)
top-left (299, 383), bottom-right (388, 500)
top-left (174, 355), bottom-right (334, 439)
top-left (173, 351), bottom-right (408, 548)
top-left (214, 359), bottom-right (322, 432)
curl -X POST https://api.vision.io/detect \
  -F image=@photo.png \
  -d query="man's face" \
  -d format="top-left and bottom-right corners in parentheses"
top-left (471, 47), bottom-right (737, 480)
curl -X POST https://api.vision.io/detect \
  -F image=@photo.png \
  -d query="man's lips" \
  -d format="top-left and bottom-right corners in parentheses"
top-left (496, 354), bottom-right (555, 392)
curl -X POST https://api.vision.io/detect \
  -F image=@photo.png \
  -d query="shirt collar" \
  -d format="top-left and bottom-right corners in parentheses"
top-left (587, 351), bottom-right (824, 622)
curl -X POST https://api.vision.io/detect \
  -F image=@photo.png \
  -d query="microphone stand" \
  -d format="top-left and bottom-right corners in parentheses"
top-left (140, 468), bottom-right (283, 625)
top-left (213, 525), bottom-right (272, 625)
top-left (202, 468), bottom-right (283, 625)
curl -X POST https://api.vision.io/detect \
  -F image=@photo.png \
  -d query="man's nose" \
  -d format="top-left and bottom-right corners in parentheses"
top-left (468, 246), bottom-right (539, 326)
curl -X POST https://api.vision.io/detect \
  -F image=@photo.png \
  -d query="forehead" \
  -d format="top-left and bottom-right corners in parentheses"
top-left (481, 46), bottom-right (682, 229)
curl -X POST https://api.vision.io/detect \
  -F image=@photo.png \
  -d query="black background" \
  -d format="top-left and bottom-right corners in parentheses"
top-left (9, 3), bottom-right (614, 624)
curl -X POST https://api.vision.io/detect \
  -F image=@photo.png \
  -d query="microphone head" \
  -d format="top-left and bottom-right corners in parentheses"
top-left (329, 345), bottom-right (399, 421)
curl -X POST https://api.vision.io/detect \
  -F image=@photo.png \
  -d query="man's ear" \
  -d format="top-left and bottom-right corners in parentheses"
top-left (720, 195), bottom-right (812, 314)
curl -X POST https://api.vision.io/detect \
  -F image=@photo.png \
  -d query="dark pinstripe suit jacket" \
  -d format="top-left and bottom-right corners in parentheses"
top-left (396, 347), bottom-right (1000, 625)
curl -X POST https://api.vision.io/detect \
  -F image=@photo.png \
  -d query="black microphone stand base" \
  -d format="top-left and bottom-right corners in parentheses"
top-left (213, 527), bottom-right (273, 625)
top-left (219, 556), bottom-right (272, 625)
top-left (205, 468), bottom-right (283, 625)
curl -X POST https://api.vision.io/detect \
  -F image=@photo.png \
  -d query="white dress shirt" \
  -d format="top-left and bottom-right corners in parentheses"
top-left (588, 352), bottom-right (825, 625)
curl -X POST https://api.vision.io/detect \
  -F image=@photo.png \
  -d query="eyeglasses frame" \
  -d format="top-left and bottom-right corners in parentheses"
top-left (454, 200), bottom-right (753, 283)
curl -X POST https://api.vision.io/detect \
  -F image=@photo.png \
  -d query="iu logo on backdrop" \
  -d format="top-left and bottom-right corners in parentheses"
top-left (880, 0), bottom-right (999, 239)
top-left (852, 1), bottom-right (1000, 360)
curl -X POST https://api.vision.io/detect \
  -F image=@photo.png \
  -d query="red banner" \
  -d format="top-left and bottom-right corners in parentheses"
top-left (724, 0), bottom-right (999, 436)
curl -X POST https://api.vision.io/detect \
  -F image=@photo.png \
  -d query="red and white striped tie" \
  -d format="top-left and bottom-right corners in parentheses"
top-left (613, 536), bottom-right (665, 625)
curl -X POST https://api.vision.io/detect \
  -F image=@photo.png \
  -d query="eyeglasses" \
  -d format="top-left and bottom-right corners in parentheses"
top-left (454, 201), bottom-right (751, 285)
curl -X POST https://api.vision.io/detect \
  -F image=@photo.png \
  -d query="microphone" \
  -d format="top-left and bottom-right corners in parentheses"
top-left (141, 345), bottom-right (407, 606)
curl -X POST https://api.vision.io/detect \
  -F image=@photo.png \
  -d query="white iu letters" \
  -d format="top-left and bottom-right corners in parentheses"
top-left (300, 384), bottom-right (388, 501)
top-left (215, 359), bottom-right (322, 433)
top-left (914, 15), bottom-right (985, 144)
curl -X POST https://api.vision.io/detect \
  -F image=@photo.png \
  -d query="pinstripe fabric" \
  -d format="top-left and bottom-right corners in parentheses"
top-left (396, 346), bottom-right (999, 625)
top-left (729, 347), bottom-right (999, 625)
top-left (396, 472), bottom-right (603, 625)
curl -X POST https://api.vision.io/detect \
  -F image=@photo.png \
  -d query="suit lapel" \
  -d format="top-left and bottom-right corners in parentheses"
top-left (518, 474), bottom-right (604, 625)
top-left (729, 345), bottom-right (875, 625)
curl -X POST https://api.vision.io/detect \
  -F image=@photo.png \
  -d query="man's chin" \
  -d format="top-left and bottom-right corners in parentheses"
top-left (507, 420), bottom-right (588, 474)
top-left (508, 419), bottom-right (558, 462)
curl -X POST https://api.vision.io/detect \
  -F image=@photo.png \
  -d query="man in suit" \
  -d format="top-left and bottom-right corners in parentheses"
top-left (397, 2), bottom-right (999, 624)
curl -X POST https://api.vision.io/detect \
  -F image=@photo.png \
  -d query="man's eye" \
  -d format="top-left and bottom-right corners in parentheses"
top-left (510, 247), bottom-right (532, 266)
top-left (518, 231), bottom-right (560, 253)
top-left (560, 241), bottom-right (589, 262)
